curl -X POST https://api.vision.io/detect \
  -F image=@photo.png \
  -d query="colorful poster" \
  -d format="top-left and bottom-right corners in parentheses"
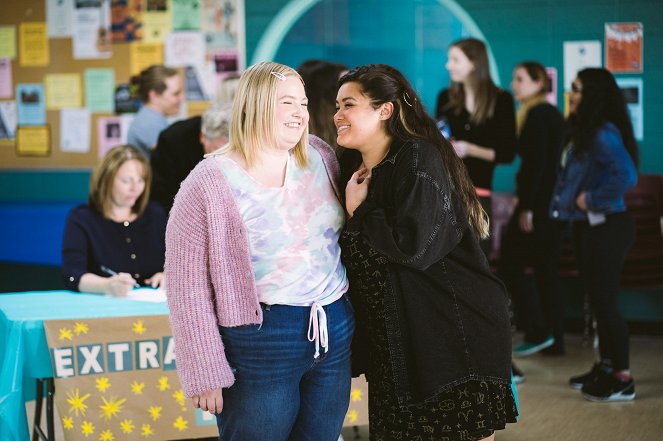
top-left (19, 22), bottom-right (49, 66)
top-left (0, 101), bottom-right (17, 139)
top-left (129, 42), bottom-right (164, 75)
top-left (85, 68), bottom-right (115, 113)
top-left (173, 0), bottom-right (201, 30)
top-left (16, 125), bottom-right (50, 156)
top-left (111, 0), bottom-right (143, 42)
top-left (45, 74), bottom-right (83, 110)
top-left (143, 0), bottom-right (172, 43)
top-left (0, 58), bottom-right (12, 99)
top-left (44, 315), bottom-right (218, 441)
top-left (563, 40), bottom-right (602, 91)
top-left (97, 116), bottom-right (123, 158)
top-left (73, 0), bottom-right (112, 59)
top-left (16, 83), bottom-right (46, 125)
top-left (60, 108), bottom-right (91, 153)
top-left (605, 22), bottom-right (643, 73)
top-left (616, 77), bottom-right (643, 141)
top-left (47, 0), bottom-right (74, 38)
top-left (0, 26), bottom-right (17, 59)
top-left (200, 0), bottom-right (243, 53)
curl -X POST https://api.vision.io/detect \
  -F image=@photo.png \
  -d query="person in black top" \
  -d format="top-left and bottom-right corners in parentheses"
top-left (337, 64), bottom-right (517, 441)
top-left (62, 145), bottom-right (167, 296)
top-left (435, 38), bottom-right (517, 258)
top-left (500, 62), bottom-right (566, 357)
top-left (297, 59), bottom-right (348, 154)
top-left (150, 104), bottom-right (232, 212)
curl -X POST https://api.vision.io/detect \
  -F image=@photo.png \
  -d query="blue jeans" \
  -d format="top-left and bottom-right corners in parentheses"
top-left (216, 295), bottom-right (355, 441)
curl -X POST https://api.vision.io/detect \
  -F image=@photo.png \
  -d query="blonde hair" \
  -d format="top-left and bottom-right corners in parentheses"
top-left (89, 145), bottom-right (151, 218)
top-left (226, 61), bottom-right (308, 168)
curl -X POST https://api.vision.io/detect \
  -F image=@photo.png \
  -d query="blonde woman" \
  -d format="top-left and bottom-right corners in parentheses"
top-left (165, 62), bottom-right (354, 440)
top-left (62, 145), bottom-right (166, 296)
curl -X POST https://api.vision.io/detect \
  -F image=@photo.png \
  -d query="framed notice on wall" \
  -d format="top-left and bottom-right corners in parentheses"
top-left (605, 22), bottom-right (643, 73)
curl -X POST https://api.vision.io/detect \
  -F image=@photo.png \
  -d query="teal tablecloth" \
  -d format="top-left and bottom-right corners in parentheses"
top-left (0, 291), bottom-right (169, 441)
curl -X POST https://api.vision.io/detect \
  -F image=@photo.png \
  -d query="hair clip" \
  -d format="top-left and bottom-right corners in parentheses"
top-left (270, 71), bottom-right (287, 81)
top-left (403, 92), bottom-right (414, 107)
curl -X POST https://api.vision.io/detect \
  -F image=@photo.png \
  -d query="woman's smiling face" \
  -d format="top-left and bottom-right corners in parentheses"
top-left (334, 81), bottom-right (384, 151)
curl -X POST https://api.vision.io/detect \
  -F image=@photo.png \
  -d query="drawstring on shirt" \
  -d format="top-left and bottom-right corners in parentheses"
top-left (307, 302), bottom-right (329, 359)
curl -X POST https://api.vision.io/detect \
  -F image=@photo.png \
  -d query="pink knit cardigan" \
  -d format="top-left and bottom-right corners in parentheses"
top-left (165, 135), bottom-right (341, 398)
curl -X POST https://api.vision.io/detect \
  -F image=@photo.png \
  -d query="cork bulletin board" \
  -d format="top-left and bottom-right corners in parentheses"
top-left (0, 0), bottom-right (244, 170)
top-left (0, 0), bottom-right (134, 169)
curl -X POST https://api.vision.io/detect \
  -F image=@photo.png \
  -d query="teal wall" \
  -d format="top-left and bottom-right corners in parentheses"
top-left (1, 0), bottom-right (661, 201)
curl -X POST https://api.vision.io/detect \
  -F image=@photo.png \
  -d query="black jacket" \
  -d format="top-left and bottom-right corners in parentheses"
top-left (341, 139), bottom-right (512, 405)
top-left (150, 116), bottom-right (204, 212)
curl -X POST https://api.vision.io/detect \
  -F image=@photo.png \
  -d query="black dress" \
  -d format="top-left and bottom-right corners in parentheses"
top-left (341, 231), bottom-right (518, 441)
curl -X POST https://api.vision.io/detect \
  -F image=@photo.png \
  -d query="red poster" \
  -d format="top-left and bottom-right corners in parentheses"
top-left (605, 22), bottom-right (643, 73)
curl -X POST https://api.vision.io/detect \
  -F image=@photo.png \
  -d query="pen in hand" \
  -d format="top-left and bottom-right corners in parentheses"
top-left (100, 265), bottom-right (140, 288)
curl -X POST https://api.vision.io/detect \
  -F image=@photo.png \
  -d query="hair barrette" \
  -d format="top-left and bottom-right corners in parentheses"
top-left (270, 71), bottom-right (287, 81)
top-left (403, 92), bottom-right (414, 107)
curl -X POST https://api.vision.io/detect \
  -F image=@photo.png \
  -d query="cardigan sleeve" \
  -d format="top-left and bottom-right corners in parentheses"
top-left (165, 165), bottom-right (236, 397)
top-left (61, 207), bottom-right (91, 291)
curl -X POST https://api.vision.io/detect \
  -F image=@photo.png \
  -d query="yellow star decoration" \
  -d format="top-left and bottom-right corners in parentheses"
top-left (99, 429), bottom-right (115, 441)
top-left (346, 409), bottom-right (358, 423)
top-left (66, 388), bottom-right (91, 417)
top-left (141, 424), bottom-right (154, 437)
top-left (58, 327), bottom-right (73, 341)
top-left (81, 420), bottom-right (95, 437)
top-left (350, 388), bottom-right (363, 402)
top-left (132, 320), bottom-right (147, 335)
top-left (172, 389), bottom-right (186, 409)
top-left (73, 321), bottom-right (89, 336)
top-left (62, 416), bottom-right (74, 430)
top-left (95, 377), bottom-right (111, 393)
top-left (148, 405), bottom-right (162, 421)
top-left (173, 416), bottom-right (189, 432)
top-left (120, 419), bottom-right (135, 434)
top-left (157, 376), bottom-right (171, 391)
top-left (99, 396), bottom-right (126, 421)
top-left (130, 381), bottom-right (146, 395)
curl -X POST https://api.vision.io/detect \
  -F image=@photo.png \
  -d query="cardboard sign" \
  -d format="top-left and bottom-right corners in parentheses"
top-left (44, 315), bottom-right (369, 440)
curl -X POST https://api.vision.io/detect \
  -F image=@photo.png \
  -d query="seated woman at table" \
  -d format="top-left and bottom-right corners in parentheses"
top-left (62, 145), bottom-right (167, 296)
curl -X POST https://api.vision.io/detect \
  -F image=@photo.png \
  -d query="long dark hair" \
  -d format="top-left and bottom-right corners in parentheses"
top-left (571, 68), bottom-right (638, 167)
top-left (297, 59), bottom-right (348, 152)
top-left (445, 38), bottom-right (499, 125)
top-left (339, 64), bottom-right (488, 238)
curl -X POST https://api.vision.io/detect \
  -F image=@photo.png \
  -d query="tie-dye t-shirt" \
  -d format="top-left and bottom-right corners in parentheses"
top-left (214, 148), bottom-right (348, 306)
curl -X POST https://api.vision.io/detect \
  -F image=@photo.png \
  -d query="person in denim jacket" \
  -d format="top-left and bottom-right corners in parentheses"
top-left (550, 68), bottom-right (639, 402)
top-left (336, 64), bottom-right (517, 441)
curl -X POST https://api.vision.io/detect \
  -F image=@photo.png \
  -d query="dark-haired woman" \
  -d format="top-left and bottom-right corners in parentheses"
top-left (336, 64), bottom-right (517, 441)
top-left (297, 59), bottom-right (348, 154)
top-left (550, 68), bottom-right (638, 402)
